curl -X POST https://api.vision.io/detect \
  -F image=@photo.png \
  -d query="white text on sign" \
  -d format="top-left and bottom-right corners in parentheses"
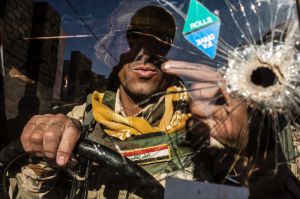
top-left (190, 16), bottom-right (213, 30)
top-left (196, 33), bottom-right (215, 49)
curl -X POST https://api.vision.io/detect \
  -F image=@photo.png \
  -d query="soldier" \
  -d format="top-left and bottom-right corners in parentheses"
top-left (9, 5), bottom-right (246, 199)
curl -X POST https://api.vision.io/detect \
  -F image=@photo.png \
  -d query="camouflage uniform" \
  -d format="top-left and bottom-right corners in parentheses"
top-left (279, 123), bottom-right (300, 180)
top-left (8, 87), bottom-right (300, 199)
top-left (9, 86), bottom-right (203, 199)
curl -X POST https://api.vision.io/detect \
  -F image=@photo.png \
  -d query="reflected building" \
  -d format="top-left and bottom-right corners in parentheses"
top-left (1, 0), bottom-right (33, 72)
top-left (0, 0), bottom-right (107, 144)
top-left (28, 2), bottom-right (60, 87)
top-left (61, 51), bottom-right (107, 103)
top-left (52, 28), bottom-right (66, 100)
top-left (0, 0), bottom-right (61, 142)
top-left (69, 51), bottom-right (92, 102)
top-left (0, 0), bottom-right (34, 146)
top-left (89, 72), bottom-right (107, 94)
top-left (27, 2), bottom-right (61, 114)
top-left (61, 60), bottom-right (71, 101)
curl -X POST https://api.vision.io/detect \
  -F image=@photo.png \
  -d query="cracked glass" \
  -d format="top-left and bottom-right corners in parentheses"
top-left (0, 0), bottom-right (300, 198)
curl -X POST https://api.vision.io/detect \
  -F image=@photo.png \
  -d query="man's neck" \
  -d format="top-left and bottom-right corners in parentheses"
top-left (119, 86), bottom-right (143, 116)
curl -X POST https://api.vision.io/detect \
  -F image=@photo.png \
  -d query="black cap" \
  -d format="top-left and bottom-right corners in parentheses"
top-left (127, 6), bottom-right (176, 43)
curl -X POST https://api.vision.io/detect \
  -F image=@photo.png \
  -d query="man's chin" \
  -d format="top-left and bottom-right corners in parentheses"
top-left (129, 86), bottom-right (159, 99)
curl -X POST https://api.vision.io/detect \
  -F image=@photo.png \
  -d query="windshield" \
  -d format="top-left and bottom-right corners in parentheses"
top-left (0, 0), bottom-right (300, 198)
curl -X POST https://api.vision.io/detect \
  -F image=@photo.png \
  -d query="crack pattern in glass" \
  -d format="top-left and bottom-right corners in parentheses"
top-left (1, 0), bottom-right (300, 198)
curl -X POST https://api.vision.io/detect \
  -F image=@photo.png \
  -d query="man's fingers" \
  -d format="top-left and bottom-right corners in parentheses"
top-left (43, 125), bottom-right (63, 158)
top-left (162, 60), bottom-right (221, 82)
top-left (21, 122), bottom-right (36, 152)
top-left (190, 101), bottom-right (223, 118)
top-left (20, 114), bottom-right (82, 165)
top-left (56, 122), bottom-right (81, 166)
top-left (188, 82), bottom-right (220, 100)
top-left (30, 127), bottom-right (45, 155)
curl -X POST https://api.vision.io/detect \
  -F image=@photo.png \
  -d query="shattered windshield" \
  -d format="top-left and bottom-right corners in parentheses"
top-left (0, 0), bottom-right (300, 198)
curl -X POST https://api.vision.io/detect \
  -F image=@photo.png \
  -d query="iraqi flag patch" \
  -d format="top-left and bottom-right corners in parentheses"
top-left (121, 144), bottom-right (171, 165)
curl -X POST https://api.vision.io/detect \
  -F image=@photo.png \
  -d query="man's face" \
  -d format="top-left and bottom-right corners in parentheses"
top-left (118, 32), bottom-right (172, 98)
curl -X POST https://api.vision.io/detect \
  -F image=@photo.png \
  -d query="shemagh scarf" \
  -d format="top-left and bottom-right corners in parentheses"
top-left (91, 86), bottom-right (191, 140)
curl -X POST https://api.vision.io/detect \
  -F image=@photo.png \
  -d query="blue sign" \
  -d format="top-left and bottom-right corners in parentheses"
top-left (183, 0), bottom-right (221, 59)
top-left (184, 22), bottom-right (220, 59)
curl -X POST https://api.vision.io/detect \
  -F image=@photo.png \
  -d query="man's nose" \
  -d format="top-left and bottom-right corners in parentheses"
top-left (140, 55), bottom-right (150, 63)
top-left (134, 48), bottom-right (150, 63)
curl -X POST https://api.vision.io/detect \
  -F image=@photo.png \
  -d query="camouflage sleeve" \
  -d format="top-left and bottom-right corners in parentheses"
top-left (9, 162), bottom-right (67, 199)
top-left (67, 103), bottom-right (86, 123)
top-left (9, 103), bottom-right (87, 199)
top-left (279, 124), bottom-right (300, 180)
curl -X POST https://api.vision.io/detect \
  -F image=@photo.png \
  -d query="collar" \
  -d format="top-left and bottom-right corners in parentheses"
top-left (114, 88), bottom-right (165, 123)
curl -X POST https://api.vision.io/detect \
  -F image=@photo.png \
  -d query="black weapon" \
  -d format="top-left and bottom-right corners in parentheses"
top-left (0, 139), bottom-right (164, 199)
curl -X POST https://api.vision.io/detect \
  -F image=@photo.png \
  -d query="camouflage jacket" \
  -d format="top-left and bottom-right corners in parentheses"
top-left (9, 88), bottom-right (220, 199)
top-left (8, 87), bottom-right (300, 198)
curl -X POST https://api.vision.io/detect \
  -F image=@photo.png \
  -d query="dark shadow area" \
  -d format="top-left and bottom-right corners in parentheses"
top-left (7, 84), bottom-right (39, 141)
top-left (0, 33), bottom-right (10, 149)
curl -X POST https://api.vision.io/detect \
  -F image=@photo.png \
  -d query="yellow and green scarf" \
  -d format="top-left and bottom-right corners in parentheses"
top-left (91, 86), bottom-right (191, 140)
